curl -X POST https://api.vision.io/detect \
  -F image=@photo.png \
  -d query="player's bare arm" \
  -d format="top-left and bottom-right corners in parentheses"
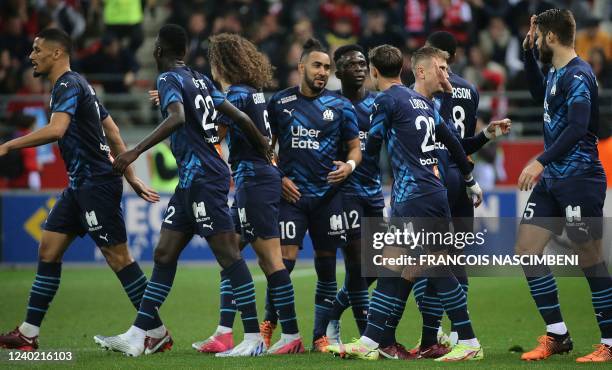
top-left (102, 115), bottom-right (160, 203)
top-left (0, 112), bottom-right (70, 156)
top-left (327, 137), bottom-right (361, 184)
top-left (113, 101), bottom-right (185, 174)
top-left (281, 177), bottom-right (301, 203)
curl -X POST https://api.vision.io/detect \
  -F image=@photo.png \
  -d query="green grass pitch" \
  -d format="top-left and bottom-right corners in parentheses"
top-left (0, 264), bottom-right (609, 369)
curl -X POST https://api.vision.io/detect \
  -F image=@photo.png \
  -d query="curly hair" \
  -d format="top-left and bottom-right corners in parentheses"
top-left (208, 33), bottom-right (274, 90)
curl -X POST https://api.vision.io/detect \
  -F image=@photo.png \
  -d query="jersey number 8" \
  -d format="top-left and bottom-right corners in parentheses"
top-left (452, 106), bottom-right (465, 138)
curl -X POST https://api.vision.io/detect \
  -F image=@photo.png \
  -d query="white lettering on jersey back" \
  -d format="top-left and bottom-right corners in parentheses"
top-left (252, 93), bottom-right (265, 104)
top-left (409, 99), bottom-right (429, 110)
top-left (452, 87), bottom-right (471, 100)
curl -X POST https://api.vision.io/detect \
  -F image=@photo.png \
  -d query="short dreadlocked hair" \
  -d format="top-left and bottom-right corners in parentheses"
top-left (157, 24), bottom-right (188, 58)
top-left (333, 44), bottom-right (366, 67)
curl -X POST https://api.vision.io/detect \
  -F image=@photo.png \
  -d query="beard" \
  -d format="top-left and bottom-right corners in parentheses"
top-left (305, 75), bottom-right (326, 93)
top-left (304, 69), bottom-right (327, 93)
top-left (539, 40), bottom-right (553, 64)
top-left (32, 70), bottom-right (43, 78)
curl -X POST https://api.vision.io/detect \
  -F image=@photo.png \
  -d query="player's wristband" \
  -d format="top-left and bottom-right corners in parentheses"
top-left (464, 175), bottom-right (476, 187)
top-left (483, 126), bottom-right (502, 140)
top-left (347, 160), bottom-right (356, 173)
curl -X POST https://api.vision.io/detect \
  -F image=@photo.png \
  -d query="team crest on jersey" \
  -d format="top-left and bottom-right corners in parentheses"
top-left (323, 109), bottom-right (334, 121)
top-left (550, 83), bottom-right (556, 96)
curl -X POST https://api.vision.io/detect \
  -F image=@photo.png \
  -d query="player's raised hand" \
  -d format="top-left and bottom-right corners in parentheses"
top-left (434, 59), bottom-right (452, 93)
top-left (485, 118), bottom-right (512, 139)
top-left (127, 176), bottom-right (161, 203)
top-left (281, 176), bottom-right (301, 203)
top-left (522, 15), bottom-right (537, 50)
top-left (148, 90), bottom-right (160, 106)
top-left (113, 149), bottom-right (140, 174)
top-left (0, 144), bottom-right (8, 157)
top-left (518, 159), bottom-right (544, 191)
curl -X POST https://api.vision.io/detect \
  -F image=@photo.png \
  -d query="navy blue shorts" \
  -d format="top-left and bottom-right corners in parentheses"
top-left (391, 190), bottom-right (451, 219)
top-left (520, 176), bottom-right (606, 242)
top-left (391, 190), bottom-right (451, 251)
top-left (445, 166), bottom-right (474, 232)
top-left (342, 193), bottom-right (385, 241)
top-left (231, 164), bottom-right (281, 243)
top-left (278, 191), bottom-right (346, 251)
top-left (44, 179), bottom-right (126, 247)
top-left (162, 178), bottom-right (234, 238)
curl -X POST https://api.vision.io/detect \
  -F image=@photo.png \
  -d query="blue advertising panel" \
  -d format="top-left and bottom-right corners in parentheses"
top-left (1, 192), bottom-right (317, 263)
top-left (1, 190), bottom-right (517, 263)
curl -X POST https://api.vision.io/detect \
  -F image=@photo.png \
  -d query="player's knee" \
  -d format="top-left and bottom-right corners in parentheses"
top-left (576, 242), bottom-right (604, 268)
top-left (153, 246), bottom-right (178, 265)
top-left (344, 246), bottom-right (361, 266)
top-left (257, 258), bottom-right (274, 275)
top-left (213, 246), bottom-right (241, 269)
top-left (100, 244), bottom-right (134, 272)
top-left (258, 256), bottom-right (284, 276)
top-left (281, 245), bottom-right (299, 260)
top-left (514, 233), bottom-right (537, 256)
top-left (38, 243), bottom-right (62, 263)
top-left (314, 250), bottom-right (336, 258)
top-left (514, 241), bottom-right (533, 256)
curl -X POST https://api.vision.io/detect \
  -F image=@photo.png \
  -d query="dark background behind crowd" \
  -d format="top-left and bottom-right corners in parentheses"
top-left (1, 1), bottom-right (611, 94)
top-left (0, 0), bottom-right (611, 189)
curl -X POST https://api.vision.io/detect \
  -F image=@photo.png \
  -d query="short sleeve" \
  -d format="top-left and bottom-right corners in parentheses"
top-left (51, 78), bottom-right (79, 115)
top-left (97, 100), bottom-right (109, 121)
top-left (157, 72), bottom-right (183, 112)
